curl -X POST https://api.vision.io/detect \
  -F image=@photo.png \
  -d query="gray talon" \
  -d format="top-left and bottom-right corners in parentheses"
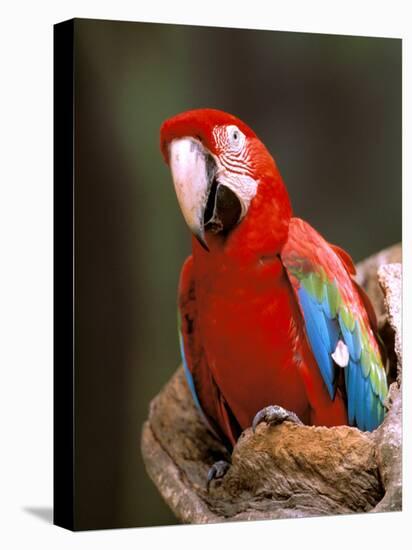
top-left (252, 405), bottom-right (303, 433)
top-left (206, 460), bottom-right (230, 490)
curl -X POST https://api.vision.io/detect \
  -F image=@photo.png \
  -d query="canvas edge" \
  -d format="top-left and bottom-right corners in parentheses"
top-left (53, 18), bottom-right (75, 532)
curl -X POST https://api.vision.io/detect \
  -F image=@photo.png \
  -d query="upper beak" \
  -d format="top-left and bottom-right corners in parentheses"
top-left (168, 137), bottom-right (214, 250)
top-left (168, 137), bottom-right (243, 250)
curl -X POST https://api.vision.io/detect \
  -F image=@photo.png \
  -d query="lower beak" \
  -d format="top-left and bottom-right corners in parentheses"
top-left (168, 138), bottom-right (241, 250)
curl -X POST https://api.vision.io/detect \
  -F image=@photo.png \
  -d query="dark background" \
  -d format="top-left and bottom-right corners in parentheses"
top-left (72, 18), bottom-right (401, 529)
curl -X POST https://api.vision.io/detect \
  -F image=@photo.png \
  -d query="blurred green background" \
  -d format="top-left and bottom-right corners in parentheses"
top-left (72, 18), bottom-right (401, 529)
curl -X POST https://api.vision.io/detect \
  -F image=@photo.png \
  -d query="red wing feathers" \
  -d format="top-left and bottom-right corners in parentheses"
top-left (178, 256), bottom-right (241, 447)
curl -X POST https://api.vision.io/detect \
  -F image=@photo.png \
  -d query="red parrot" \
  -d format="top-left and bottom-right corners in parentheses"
top-left (160, 109), bottom-right (388, 466)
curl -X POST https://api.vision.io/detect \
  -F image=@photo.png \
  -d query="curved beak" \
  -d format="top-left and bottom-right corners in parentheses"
top-left (168, 138), bottom-right (214, 250)
top-left (168, 138), bottom-right (242, 251)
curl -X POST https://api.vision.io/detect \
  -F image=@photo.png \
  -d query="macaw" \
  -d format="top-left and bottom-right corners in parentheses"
top-left (160, 108), bottom-right (388, 481)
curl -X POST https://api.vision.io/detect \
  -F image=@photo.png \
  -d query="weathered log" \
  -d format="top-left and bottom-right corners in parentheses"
top-left (355, 244), bottom-right (402, 325)
top-left (141, 244), bottom-right (402, 523)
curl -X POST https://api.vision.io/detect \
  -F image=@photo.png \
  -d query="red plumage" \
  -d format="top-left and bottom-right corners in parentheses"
top-left (161, 109), bottom-right (385, 447)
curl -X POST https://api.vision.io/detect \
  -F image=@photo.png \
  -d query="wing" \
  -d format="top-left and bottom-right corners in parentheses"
top-left (281, 218), bottom-right (388, 431)
top-left (178, 256), bottom-right (241, 447)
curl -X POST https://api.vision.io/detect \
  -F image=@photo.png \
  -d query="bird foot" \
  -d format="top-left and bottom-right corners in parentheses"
top-left (206, 460), bottom-right (230, 491)
top-left (252, 405), bottom-right (303, 433)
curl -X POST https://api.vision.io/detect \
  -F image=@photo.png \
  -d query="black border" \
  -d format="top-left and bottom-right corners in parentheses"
top-left (53, 18), bottom-right (75, 531)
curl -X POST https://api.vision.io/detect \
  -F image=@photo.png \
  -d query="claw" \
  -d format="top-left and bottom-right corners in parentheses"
top-left (206, 460), bottom-right (230, 491)
top-left (252, 405), bottom-right (303, 433)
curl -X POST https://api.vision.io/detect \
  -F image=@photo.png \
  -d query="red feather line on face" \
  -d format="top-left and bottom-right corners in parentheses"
top-left (212, 126), bottom-right (254, 177)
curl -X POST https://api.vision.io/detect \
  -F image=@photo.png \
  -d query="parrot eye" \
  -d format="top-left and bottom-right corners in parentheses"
top-left (227, 125), bottom-right (245, 151)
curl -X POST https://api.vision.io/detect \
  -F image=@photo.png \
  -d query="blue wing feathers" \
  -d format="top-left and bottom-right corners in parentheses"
top-left (360, 349), bottom-right (371, 377)
top-left (321, 288), bottom-right (333, 319)
top-left (298, 287), bottom-right (336, 399)
top-left (338, 314), bottom-right (354, 356)
top-left (355, 366), bottom-right (366, 430)
top-left (364, 388), bottom-right (374, 432)
top-left (325, 316), bottom-right (340, 354)
top-left (294, 276), bottom-right (385, 432)
top-left (351, 321), bottom-right (363, 362)
top-left (347, 361), bottom-right (357, 425)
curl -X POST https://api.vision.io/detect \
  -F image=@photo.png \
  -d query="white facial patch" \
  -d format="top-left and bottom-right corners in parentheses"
top-left (215, 169), bottom-right (258, 220)
top-left (211, 125), bottom-right (258, 220)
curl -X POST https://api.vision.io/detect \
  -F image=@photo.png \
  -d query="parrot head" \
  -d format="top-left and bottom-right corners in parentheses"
top-left (160, 108), bottom-right (291, 252)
